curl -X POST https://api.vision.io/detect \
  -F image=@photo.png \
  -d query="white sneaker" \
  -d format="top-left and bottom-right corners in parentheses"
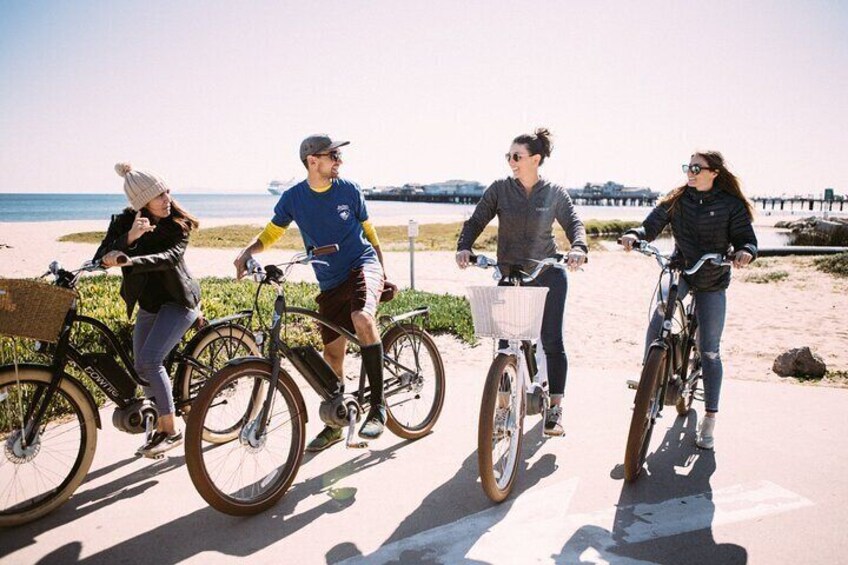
top-left (696, 416), bottom-right (716, 450)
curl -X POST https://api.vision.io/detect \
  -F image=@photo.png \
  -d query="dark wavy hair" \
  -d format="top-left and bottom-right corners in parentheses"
top-left (661, 151), bottom-right (754, 219)
top-left (133, 199), bottom-right (199, 235)
top-left (513, 127), bottom-right (553, 165)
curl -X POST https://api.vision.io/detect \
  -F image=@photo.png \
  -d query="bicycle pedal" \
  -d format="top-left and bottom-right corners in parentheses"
top-left (626, 379), bottom-right (639, 389)
top-left (693, 390), bottom-right (705, 401)
top-left (346, 440), bottom-right (368, 449)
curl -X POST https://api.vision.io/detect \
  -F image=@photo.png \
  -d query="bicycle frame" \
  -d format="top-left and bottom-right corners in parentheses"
top-left (251, 268), bottom-right (429, 440)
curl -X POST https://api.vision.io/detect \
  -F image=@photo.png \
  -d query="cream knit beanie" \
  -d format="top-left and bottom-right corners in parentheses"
top-left (114, 162), bottom-right (168, 210)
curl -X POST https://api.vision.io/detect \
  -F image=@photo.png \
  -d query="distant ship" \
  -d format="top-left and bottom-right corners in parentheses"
top-left (267, 178), bottom-right (297, 195)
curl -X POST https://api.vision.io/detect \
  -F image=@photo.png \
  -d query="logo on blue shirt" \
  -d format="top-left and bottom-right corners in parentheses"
top-left (337, 204), bottom-right (351, 221)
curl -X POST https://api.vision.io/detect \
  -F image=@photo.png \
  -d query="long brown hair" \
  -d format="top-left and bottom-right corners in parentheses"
top-left (661, 151), bottom-right (754, 219)
top-left (169, 199), bottom-right (199, 234)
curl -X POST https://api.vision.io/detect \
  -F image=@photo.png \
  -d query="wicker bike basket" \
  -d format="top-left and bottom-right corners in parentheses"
top-left (466, 286), bottom-right (549, 341)
top-left (0, 279), bottom-right (77, 343)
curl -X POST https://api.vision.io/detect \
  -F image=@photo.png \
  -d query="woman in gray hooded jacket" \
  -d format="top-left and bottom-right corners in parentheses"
top-left (456, 128), bottom-right (587, 436)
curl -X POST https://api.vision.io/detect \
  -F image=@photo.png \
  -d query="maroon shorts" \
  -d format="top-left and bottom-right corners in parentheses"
top-left (316, 264), bottom-right (385, 344)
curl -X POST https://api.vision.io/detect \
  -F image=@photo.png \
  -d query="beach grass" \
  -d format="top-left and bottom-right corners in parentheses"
top-left (744, 270), bottom-right (790, 284)
top-left (814, 252), bottom-right (848, 277)
top-left (59, 219), bottom-right (641, 252)
top-left (0, 276), bottom-right (475, 410)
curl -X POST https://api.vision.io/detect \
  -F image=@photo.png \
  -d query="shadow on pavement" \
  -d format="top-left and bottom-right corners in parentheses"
top-left (557, 410), bottom-right (748, 564)
top-left (31, 439), bottom-right (415, 564)
top-left (326, 419), bottom-right (558, 563)
top-left (1, 454), bottom-right (182, 559)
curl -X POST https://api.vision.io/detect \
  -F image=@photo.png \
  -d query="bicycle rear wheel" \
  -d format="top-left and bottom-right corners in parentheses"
top-left (0, 367), bottom-right (97, 527)
top-left (180, 324), bottom-right (261, 443)
top-left (624, 347), bottom-right (666, 482)
top-left (478, 353), bottom-right (524, 502)
top-left (381, 325), bottom-right (445, 440)
top-left (184, 361), bottom-right (305, 516)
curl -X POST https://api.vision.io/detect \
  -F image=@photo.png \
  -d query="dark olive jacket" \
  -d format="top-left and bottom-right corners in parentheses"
top-left (93, 209), bottom-right (201, 318)
top-left (627, 187), bottom-right (758, 291)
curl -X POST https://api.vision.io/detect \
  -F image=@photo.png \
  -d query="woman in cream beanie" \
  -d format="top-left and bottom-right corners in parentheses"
top-left (93, 163), bottom-right (201, 458)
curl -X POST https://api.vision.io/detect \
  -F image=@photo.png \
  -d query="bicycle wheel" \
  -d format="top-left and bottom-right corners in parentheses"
top-left (0, 367), bottom-right (98, 527)
top-left (624, 347), bottom-right (666, 482)
top-left (676, 345), bottom-right (702, 416)
top-left (180, 324), bottom-right (261, 443)
top-left (381, 325), bottom-right (446, 440)
top-left (478, 353), bottom-right (524, 502)
top-left (184, 360), bottom-right (305, 516)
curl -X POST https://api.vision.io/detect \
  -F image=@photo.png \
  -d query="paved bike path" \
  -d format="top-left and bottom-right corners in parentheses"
top-left (2, 343), bottom-right (846, 564)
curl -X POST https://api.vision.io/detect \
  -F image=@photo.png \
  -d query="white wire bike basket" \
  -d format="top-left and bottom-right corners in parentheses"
top-left (466, 286), bottom-right (549, 341)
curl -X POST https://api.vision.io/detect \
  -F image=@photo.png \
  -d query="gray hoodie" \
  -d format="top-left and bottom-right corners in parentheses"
top-left (457, 177), bottom-right (588, 269)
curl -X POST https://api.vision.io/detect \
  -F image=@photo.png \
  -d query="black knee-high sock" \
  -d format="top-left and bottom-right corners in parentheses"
top-left (361, 342), bottom-right (384, 407)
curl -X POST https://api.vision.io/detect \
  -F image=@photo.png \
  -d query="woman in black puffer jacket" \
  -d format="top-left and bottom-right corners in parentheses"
top-left (621, 151), bottom-right (757, 451)
top-left (93, 163), bottom-right (201, 458)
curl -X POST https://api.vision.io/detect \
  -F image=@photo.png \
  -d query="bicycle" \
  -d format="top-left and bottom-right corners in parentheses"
top-left (621, 240), bottom-right (731, 482)
top-left (184, 245), bottom-right (446, 516)
top-left (466, 253), bottom-right (570, 502)
top-left (0, 259), bottom-right (261, 526)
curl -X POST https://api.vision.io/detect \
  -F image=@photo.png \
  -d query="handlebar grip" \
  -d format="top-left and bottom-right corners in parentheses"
top-left (312, 244), bottom-right (339, 257)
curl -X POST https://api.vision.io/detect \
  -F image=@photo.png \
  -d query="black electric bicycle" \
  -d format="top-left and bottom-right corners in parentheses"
top-left (0, 260), bottom-right (261, 526)
top-left (184, 245), bottom-right (446, 515)
top-left (622, 240), bottom-right (731, 482)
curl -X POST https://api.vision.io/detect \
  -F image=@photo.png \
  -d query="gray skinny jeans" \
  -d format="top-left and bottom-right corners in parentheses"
top-left (133, 304), bottom-right (199, 416)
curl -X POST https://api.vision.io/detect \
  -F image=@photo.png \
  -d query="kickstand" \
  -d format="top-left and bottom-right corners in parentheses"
top-left (346, 406), bottom-right (367, 449)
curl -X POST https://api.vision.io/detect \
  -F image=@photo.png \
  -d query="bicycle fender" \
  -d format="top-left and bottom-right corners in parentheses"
top-left (0, 363), bottom-right (102, 429)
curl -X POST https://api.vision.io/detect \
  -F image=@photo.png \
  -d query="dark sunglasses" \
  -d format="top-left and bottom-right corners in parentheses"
top-left (682, 164), bottom-right (715, 175)
top-left (505, 152), bottom-right (533, 163)
top-left (314, 150), bottom-right (342, 162)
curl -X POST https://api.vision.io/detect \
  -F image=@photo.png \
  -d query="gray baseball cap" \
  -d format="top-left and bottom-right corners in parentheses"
top-left (299, 134), bottom-right (350, 161)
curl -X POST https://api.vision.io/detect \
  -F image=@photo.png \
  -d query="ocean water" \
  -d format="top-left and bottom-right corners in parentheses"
top-left (0, 192), bottom-right (653, 223)
top-left (0, 193), bottom-right (791, 247)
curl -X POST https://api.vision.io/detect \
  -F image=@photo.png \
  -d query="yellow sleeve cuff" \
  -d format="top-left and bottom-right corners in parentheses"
top-left (257, 222), bottom-right (287, 249)
top-left (361, 220), bottom-right (380, 248)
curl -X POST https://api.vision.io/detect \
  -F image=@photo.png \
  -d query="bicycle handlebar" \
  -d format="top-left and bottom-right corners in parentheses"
top-left (245, 244), bottom-right (341, 285)
top-left (618, 238), bottom-right (731, 275)
top-left (468, 253), bottom-right (569, 284)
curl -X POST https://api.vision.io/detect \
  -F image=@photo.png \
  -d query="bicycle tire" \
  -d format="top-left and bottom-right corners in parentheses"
top-left (478, 353), bottom-right (524, 502)
top-left (184, 361), bottom-right (305, 516)
top-left (676, 348), bottom-right (701, 416)
top-left (381, 324), bottom-right (446, 440)
top-left (180, 324), bottom-right (261, 443)
top-left (624, 347), bottom-right (666, 483)
top-left (0, 367), bottom-right (98, 527)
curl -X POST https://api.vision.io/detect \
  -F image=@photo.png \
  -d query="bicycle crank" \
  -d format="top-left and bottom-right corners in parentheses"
top-left (345, 407), bottom-right (368, 449)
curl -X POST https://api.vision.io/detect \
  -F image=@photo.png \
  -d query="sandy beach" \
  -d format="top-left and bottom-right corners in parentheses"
top-left (1, 215), bottom-right (845, 384)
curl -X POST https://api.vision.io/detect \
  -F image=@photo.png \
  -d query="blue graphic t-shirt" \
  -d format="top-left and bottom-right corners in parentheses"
top-left (271, 178), bottom-right (379, 291)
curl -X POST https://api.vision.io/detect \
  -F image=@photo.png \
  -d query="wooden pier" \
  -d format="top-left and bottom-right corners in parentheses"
top-left (365, 193), bottom-right (482, 204)
top-left (753, 197), bottom-right (846, 213)
top-left (365, 193), bottom-right (658, 206)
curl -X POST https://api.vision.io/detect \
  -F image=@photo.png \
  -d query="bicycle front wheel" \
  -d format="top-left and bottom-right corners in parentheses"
top-left (0, 367), bottom-right (97, 527)
top-left (478, 353), bottom-right (524, 503)
top-left (624, 347), bottom-right (666, 482)
top-left (184, 361), bottom-right (305, 516)
top-left (382, 325), bottom-right (446, 440)
top-left (180, 324), bottom-right (261, 443)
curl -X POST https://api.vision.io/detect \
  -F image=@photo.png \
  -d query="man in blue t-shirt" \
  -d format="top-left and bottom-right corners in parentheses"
top-left (235, 134), bottom-right (395, 451)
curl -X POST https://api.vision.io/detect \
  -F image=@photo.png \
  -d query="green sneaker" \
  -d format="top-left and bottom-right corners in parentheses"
top-left (306, 426), bottom-right (343, 452)
top-left (358, 405), bottom-right (387, 439)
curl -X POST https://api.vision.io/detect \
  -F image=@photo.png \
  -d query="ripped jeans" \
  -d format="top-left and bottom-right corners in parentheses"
top-left (644, 278), bottom-right (726, 413)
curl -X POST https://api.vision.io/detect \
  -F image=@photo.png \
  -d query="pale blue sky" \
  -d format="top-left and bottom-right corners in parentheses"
top-left (1, 0), bottom-right (846, 196)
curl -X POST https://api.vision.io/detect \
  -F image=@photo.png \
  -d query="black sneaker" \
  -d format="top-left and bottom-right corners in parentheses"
top-left (543, 406), bottom-right (564, 437)
top-left (139, 431), bottom-right (183, 458)
top-left (359, 405), bottom-right (387, 439)
top-left (305, 426), bottom-right (343, 452)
